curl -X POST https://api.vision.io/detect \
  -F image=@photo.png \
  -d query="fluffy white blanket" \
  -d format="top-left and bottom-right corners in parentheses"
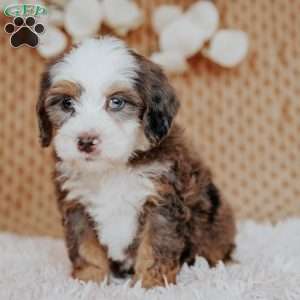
top-left (0, 219), bottom-right (300, 300)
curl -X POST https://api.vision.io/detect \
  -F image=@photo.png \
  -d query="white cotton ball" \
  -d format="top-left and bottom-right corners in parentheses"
top-left (204, 29), bottom-right (249, 67)
top-left (37, 25), bottom-right (67, 58)
top-left (64, 0), bottom-right (103, 41)
top-left (152, 4), bottom-right (183, 34)
top-left (150, 51), bottom-right (188, 74)
top-left (160, 16), bottom-right (207, 58)
top-left (185, 0), bottom-right (219, 40)
top-left (103, 0), bottom-right (143, 36)
top-left (47, 7), bottom-right (65, 27)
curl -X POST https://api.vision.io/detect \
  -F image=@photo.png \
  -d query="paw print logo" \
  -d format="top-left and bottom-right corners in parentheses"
top-left (4, 16), bottom-right (45, 48)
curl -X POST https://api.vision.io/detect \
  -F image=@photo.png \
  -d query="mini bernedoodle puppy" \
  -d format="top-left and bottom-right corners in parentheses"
top-left (36, 37), bottom-right (236, 288)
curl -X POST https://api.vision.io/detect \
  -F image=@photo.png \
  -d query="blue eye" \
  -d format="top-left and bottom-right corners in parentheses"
top-left (61, 96), bottom-right (74, 112)
top-left (108, 97), bottom-right (126, 111)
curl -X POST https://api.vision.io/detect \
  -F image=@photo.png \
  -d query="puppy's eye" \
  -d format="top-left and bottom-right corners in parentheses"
top-left (108, 97), bottom-right (125, 111)
top-left (61, 96), bottom-right (74, 112)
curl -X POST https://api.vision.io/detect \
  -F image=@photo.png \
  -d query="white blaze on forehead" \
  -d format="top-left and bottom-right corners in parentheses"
top-left (50, 37), bottom-right (138, 92)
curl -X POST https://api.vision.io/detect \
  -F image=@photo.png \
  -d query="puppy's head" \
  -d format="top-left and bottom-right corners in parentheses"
top-left (37, 37), bottom-right (179, 165)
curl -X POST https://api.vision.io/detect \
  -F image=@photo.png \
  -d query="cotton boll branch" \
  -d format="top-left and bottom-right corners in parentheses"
top-left (35, 0), bottom-right (143, 58)
top-left (151, 1), bottom-right (249, 73)
top-left (35, 0), bottom-right (249, 69)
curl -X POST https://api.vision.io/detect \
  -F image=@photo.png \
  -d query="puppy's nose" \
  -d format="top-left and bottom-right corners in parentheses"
top-left (77, 133), bottom-right (100, 153)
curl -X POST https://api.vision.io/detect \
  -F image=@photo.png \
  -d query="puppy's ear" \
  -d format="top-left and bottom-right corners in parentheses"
top-left (133, 53), bottom-right (179, 144)
top-left (36, 70), bottom-right (52, 147)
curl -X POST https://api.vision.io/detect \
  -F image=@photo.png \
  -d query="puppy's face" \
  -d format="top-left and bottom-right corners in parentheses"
top-left (37, 37), bottom-right (179, 166)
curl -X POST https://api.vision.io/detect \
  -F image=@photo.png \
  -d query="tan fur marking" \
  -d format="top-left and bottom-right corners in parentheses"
top-left (78, 231), bottom-right (108, 267)
top-left (72, 264), bottom-right (107, 283)
top-left (133, 223), bottom-right (179, 288)
top-left (47, 80), bottom-right (81, 101)
top-left (61, 202), bottom-right (110, 283)
top-left (73, 229), bottom-right (110, 283)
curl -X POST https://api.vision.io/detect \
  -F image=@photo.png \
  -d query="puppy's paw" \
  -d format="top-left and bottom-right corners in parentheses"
top-left (132, 264), bottom-right (178, 289)
top-left (72, 264), bottom-right (108, 283)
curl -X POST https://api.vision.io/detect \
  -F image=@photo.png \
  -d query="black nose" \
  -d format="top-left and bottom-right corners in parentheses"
top-left (77, 134), bottom-right (99, 153)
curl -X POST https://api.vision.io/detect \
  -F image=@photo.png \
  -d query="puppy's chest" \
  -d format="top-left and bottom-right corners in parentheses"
top-left (59, 163), bottom-right (163, 262)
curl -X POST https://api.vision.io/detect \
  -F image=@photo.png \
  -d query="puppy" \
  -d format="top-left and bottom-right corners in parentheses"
top-left (36, 37), bottom-right (235, 288)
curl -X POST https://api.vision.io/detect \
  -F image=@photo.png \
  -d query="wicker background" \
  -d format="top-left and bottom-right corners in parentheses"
top-left (0, 0), bottom-right (299, 237)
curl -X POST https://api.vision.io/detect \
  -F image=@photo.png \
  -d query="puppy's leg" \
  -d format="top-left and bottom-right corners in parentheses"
top-left (63, 203), bottom-right (110, 283)
top-left (133, 196), bottom-right (186, 288)
top-left (72, 230), bottom-right (109, 283)
top-left (190, 188), bottom-right (236, 267)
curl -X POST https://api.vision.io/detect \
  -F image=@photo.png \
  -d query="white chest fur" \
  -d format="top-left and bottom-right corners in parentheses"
top-left (57, 161), bottom-right (168, 262)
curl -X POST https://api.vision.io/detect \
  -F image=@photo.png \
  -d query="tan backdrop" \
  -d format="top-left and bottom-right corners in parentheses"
top-left (0, 0), bottom-right (299, 237)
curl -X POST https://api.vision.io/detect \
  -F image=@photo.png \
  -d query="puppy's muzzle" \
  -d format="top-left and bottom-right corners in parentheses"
top-left (77, 133), bottom-right (100, 154)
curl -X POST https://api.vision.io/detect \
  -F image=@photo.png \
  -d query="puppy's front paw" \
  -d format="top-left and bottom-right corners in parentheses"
top-left (72, 264), bottom-right (108, 283)
top-left (132, 263), bottom-right (178, 289)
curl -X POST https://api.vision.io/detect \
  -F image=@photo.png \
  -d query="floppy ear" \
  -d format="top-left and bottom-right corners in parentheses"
top-left (36, 70), bottom-right (52, 147)
top-left (132, 53), bottom-right (180, 144)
